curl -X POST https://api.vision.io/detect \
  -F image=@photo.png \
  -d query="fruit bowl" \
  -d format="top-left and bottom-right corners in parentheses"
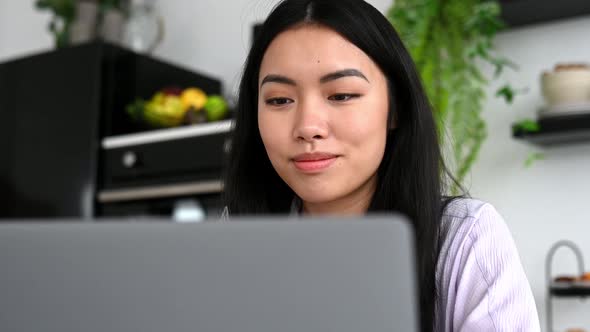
top-left (126, 86), bottom-right (230, 129)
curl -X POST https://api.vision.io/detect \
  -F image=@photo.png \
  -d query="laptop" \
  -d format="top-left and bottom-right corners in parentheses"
top-left (0, 215), bottom-right (419, 332)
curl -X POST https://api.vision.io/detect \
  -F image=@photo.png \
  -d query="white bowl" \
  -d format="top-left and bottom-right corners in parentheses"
top-left (541, 69), bottom-right (590, 105)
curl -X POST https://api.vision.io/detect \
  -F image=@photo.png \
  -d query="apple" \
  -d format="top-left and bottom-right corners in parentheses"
top-left (204, 95), bottom-right (228, 122)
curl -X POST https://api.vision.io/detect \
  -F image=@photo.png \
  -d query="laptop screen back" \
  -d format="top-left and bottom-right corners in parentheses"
top-left (0, 216), bottom-right (418, 332)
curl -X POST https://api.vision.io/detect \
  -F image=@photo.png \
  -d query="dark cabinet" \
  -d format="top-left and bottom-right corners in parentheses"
top-left (0, 42), bottom-right (224, 219)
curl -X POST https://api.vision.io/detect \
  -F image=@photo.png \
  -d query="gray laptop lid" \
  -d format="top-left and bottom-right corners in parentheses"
top-left (0, 216), bottom-right (418, 332)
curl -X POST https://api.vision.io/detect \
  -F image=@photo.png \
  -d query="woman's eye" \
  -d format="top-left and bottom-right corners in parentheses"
top-left (265, 97), bottom-right (293, 106)
top-left (328, 93), bottom-right (361, 102)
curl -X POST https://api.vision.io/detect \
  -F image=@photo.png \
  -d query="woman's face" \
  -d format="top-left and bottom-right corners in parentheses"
top-left (258, 25), bottom-right (390, 213)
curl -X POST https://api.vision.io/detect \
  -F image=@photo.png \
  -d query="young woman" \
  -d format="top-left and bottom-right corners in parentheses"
top-left (223, 0), bottom-right (540, 330)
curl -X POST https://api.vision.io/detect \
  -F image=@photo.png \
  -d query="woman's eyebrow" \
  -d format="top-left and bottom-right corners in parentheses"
top-left (260, 74), bottom-right (296, 88)
top-left (260, 68), bottom-right (369, 88)
top-left (320, 69), bottom-right (369, 84)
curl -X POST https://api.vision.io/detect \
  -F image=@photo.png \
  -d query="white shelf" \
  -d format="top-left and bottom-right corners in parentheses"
top-left (102, 119), bottom-right (233, 149)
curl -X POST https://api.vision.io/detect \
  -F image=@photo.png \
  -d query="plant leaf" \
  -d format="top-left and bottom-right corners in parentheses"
top-left (496, 85), bottom-right (516, 104)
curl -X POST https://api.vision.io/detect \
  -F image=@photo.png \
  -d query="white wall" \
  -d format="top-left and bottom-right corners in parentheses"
top-left (0, 0), bottom-right (52, 61)
top-left (2, 0), bottom-right (590, 330)
top-left (471, 16), bottom-right (590, 331)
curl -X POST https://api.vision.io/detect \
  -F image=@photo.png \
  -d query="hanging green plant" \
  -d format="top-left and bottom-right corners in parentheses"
top-left (387, 0), bottom-right (518, 193)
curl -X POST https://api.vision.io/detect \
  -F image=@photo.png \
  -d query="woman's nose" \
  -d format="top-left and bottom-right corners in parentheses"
top-left (292, 99), bottom-right (329, 142)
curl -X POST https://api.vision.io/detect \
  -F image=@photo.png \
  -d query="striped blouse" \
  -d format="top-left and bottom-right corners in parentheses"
top-left (434, 198), bottom-right (540, 331)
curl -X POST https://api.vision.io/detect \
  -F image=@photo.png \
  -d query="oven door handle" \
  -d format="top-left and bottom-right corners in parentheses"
top-left (97, 180), bottom-right (223, 203)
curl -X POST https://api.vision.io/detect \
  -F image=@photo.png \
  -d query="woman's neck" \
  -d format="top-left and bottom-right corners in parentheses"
top-left (301, 175), bottom-right (377, 216)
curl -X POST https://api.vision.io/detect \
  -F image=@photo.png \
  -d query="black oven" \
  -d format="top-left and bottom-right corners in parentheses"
top-left (97, 120), bottom-right (231, 222)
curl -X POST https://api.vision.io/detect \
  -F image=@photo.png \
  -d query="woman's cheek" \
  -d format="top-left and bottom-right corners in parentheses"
top-left (259, 114), bottom-right (286, 157)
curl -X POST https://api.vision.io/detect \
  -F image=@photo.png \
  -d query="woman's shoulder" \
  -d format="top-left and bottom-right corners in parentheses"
top-left (439, 197), bottom-right (514, 268)
top-left (442, 197), bottom-right (496, 221)
top-left (436, 198), bottom-right (540, 330)
top-left (439, 197), bottom-right (510, 244)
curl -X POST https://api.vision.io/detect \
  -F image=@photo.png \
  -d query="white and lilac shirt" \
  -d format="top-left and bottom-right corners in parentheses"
top-left (435, 198), bottom-right (540, 331)
top-left (220, 198), bottom-right (541, 331)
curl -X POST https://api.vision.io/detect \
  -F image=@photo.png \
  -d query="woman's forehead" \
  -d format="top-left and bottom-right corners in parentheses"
top-left (259, 25), bottom-right (380, 82)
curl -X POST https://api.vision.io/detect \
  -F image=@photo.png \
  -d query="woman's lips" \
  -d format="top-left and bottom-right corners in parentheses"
top-left (292, 153), bottom-right (338, 172)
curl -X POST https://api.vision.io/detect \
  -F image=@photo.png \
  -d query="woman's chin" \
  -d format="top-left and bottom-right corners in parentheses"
top-left (294, 190), bottom-right (340, 206)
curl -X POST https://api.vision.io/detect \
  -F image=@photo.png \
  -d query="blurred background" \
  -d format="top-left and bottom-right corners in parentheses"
top-left (2, 0), bottom-right (590, 331)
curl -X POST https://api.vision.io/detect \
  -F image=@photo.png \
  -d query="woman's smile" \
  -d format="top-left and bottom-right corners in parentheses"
top-left (292, 152), bottom-right (340, 173)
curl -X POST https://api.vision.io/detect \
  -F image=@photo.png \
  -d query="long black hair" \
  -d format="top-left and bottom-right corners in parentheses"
top-left (224, 0), bottom-right (459, 330)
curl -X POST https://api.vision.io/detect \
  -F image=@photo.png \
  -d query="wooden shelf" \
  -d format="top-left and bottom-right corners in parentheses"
top-left (512, 112), bottom-right (590, 146)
